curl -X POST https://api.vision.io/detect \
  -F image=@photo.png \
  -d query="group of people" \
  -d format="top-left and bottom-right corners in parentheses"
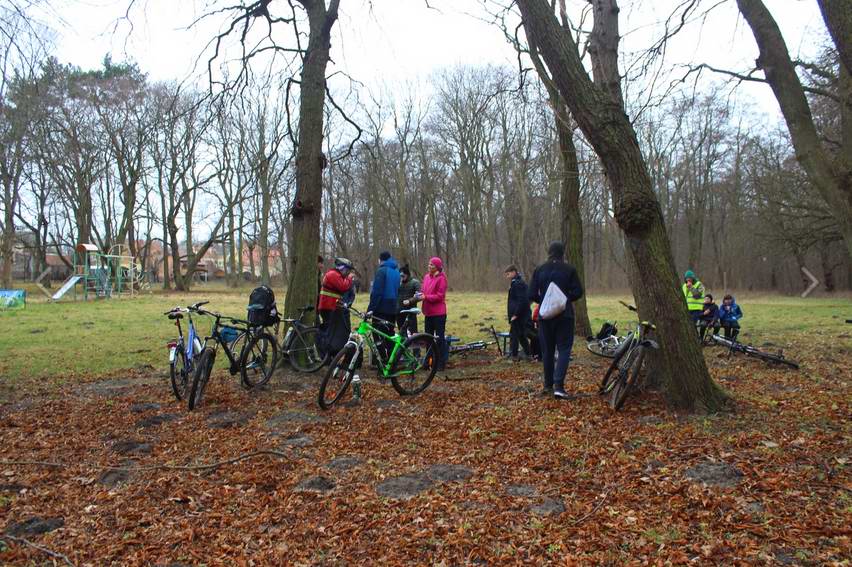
top-left (314, 245), bottom-right (741, 400)
top-left (316, 251), bottom-right (450, 371)
top-left (682, 270), bottom-right (744, 341)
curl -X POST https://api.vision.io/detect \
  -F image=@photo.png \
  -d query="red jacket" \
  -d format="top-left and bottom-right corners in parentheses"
top-left (318, 269), bottom-right (353, 311)
top-left (421, 271), bottom-right (447, 317)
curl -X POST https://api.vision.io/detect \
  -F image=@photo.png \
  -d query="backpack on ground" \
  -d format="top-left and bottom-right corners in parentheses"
top-left (247, 285), bottom-right (279, 327)
top-left (595, 322), bottom-right (617, 340)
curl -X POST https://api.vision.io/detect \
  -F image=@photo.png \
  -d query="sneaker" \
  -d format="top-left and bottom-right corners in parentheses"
top-left (538, 387), bottom-right (554, 397)
top-left (553, 389), bottom-right (578, 401)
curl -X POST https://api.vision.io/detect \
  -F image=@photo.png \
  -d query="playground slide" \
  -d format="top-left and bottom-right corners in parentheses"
top-left (52, 275), bottom-right (83, 301)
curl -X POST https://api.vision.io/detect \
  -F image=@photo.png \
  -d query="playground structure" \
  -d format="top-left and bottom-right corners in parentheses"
top-left (47, 243), bottom-right (151, 301)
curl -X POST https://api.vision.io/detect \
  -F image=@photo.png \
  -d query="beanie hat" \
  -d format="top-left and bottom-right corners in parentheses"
top-left (430, 256), bottom-right (444, 271)
top-left (684, 270), bottom-right (696, 280)
top-left (547, 241), bottom-right (565, 260)
top-left (379, 250), bottom-right (391, 261)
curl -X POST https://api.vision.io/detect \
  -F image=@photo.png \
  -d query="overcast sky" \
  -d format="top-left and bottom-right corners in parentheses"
top-left (48, 0), bottom-right (827, 122)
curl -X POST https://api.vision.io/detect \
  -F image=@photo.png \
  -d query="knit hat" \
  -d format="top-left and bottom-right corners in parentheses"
top-left (684, 270), bottom-right (696, 280)
top-left (547, 241), bottom-right (564, 260)
top-left (400, 264), bottom-right (411, 277)
top-left (379, 250), bottom-right (391, 261)
top-left (429, 256), bottom-right (444, 271)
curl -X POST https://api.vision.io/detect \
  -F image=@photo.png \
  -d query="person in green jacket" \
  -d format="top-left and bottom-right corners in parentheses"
top-left (682, 270), bottom-right (706, 326)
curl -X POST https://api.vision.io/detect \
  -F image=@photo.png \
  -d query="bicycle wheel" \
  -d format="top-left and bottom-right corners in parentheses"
top-left (188, 348), bottom-right (215, 411)
top-left (390, 333), bottom-right (438, 396)
top-left (240, 331), bottom-right (279, 389)
top-left (318, 343), bottom-right (358, 410)
top-left (610, 347), bottom-right (645, 411)
top-left (599, 333), bottom-right (634, 394)
top-left (288, 327), bottom-right (328, 373)
top-left (170, 344), bottom-right (190, 401)
top-left (587, 337), bottom-right (620, 358)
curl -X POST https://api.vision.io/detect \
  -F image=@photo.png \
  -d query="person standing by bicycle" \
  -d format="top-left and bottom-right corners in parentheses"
top-left (318, 258), bottom-right (355, 356)
top-left (528, 242), bottom-right (583, 400)
top-left (683, 270), bottom-right (706, 326)
top-left (416, 256), bottom-right (448, 371)
top-left (368, 251), bottom-right (401, 362)
top-left (719, 294), bottom-right (743, 340)
top-left (504, 264), bottom-right (532, 362)
top-left (397, 264), bottom-right (421, 336)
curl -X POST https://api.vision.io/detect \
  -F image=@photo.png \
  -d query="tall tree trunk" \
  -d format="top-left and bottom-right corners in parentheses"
top-left (516, 0), bottom-right (725, 411)
top-left (525, 25), bottom-right (593, 335)
top-left (555, 104), bottom-right (593, 337)
top-left (283, 0), bottom-right (340, 321)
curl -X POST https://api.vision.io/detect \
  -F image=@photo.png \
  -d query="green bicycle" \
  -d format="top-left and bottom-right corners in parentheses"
top-left (317, 305), bottom-right (437, 410)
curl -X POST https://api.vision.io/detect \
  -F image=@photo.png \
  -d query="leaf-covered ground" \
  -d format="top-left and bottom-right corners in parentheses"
top-left (1, 342), bottom-right (849, 565)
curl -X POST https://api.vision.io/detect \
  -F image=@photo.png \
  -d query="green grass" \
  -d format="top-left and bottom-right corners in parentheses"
top-left (1, 282), bottom-right (850, 381)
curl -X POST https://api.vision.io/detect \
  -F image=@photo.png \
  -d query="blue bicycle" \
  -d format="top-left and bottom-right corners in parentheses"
top-left (165, 302), bottom-right (210, 402)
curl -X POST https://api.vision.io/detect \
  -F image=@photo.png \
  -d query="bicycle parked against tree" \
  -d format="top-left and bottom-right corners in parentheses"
top-left (250, 304), bottom-right (329, 382)
top-left (318, 305), bottom-right (437, 409)
top-left (188, 306), bottom-right (277, 410)
top-left (709, 334), bottom-right (799, 369)
top-left (598, 301), bottom-right (659, 411)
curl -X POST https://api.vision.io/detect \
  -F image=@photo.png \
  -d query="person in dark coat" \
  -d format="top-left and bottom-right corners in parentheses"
top-left (528, 242), bottom-right (584, 400)
top-left (504, 264), bottom-right (532, 361)
top-left (397, 264), bottom-right (421, 336)
top-left (697, 294), bottom-right (720, 342)
top-left (368, 251), bottom-right (401, 362)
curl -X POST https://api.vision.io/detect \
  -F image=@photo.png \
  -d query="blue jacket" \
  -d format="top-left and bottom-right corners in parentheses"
top-left (368, 258), bottom-right (401, 315)
top-left (718, 299), bottom-right (743, 323)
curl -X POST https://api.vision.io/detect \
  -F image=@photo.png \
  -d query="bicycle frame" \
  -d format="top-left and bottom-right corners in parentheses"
top-left (202, 313), bottom-right (250, 374)
top-left (354, 318), bottom-right (412, 377)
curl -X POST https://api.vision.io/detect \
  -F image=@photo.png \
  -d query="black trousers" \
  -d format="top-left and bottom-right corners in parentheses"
top-left (509, 316), bottom-right (531, 358)
top-left (372, 313), bottom-right (396, 364)
top-left (397, 312), bottom-right (418, 336)
top-left (721, 320), bottom-right (740, 339)
top-left (424, 314), bottom-right (447, 371)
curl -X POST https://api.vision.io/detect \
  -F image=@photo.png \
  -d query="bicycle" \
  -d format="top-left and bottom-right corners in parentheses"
top-left (317, 305), bottom-right (437, 410)
top-left (709, 334), bottom-right (799, 369)
top-left (188, 306), bottom-right (277, 410)
top-left (165, 302), bottom-right (211, 402)
top-left (598, 301), bottom-right (659, 411)
top-left (259, 304), bottom-right (328, 377)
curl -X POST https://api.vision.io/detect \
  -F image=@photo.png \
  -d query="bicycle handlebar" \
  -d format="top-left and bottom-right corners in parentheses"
top-left (619, 300), bottom-right (638, 312)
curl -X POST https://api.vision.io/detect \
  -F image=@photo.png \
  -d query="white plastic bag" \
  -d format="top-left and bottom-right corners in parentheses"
top-left (539, 282), bottom-right (567, 320)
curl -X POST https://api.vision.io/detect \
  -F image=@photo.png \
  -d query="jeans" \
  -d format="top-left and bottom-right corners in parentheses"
top-left (509, 316), bottom-right (531, 358)
top-left (424, 314), bottom-right (447, 371)
top-left (538, 314), bottom-right (574, 391)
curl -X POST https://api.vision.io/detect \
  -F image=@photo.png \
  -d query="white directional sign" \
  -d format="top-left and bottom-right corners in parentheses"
top-left (801, 267), bottom-right (819, 298)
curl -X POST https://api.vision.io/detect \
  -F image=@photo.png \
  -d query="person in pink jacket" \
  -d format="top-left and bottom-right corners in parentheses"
top-left (416, 256), bottom-right (448, 371)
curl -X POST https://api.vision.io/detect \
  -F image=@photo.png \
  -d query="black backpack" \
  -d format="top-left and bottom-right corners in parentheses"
top-left (247, 285), bottom-right (279, 327)
top-left (595, 322), bottom-right (617, 340)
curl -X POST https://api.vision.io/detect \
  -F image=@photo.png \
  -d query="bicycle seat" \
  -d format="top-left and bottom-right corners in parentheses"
top-left (168, 313), bottom-right (183, 320)
top-left (399, 308), bottom-right (421, 315)
top-left (640, 320), bottom-right (656, 330)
